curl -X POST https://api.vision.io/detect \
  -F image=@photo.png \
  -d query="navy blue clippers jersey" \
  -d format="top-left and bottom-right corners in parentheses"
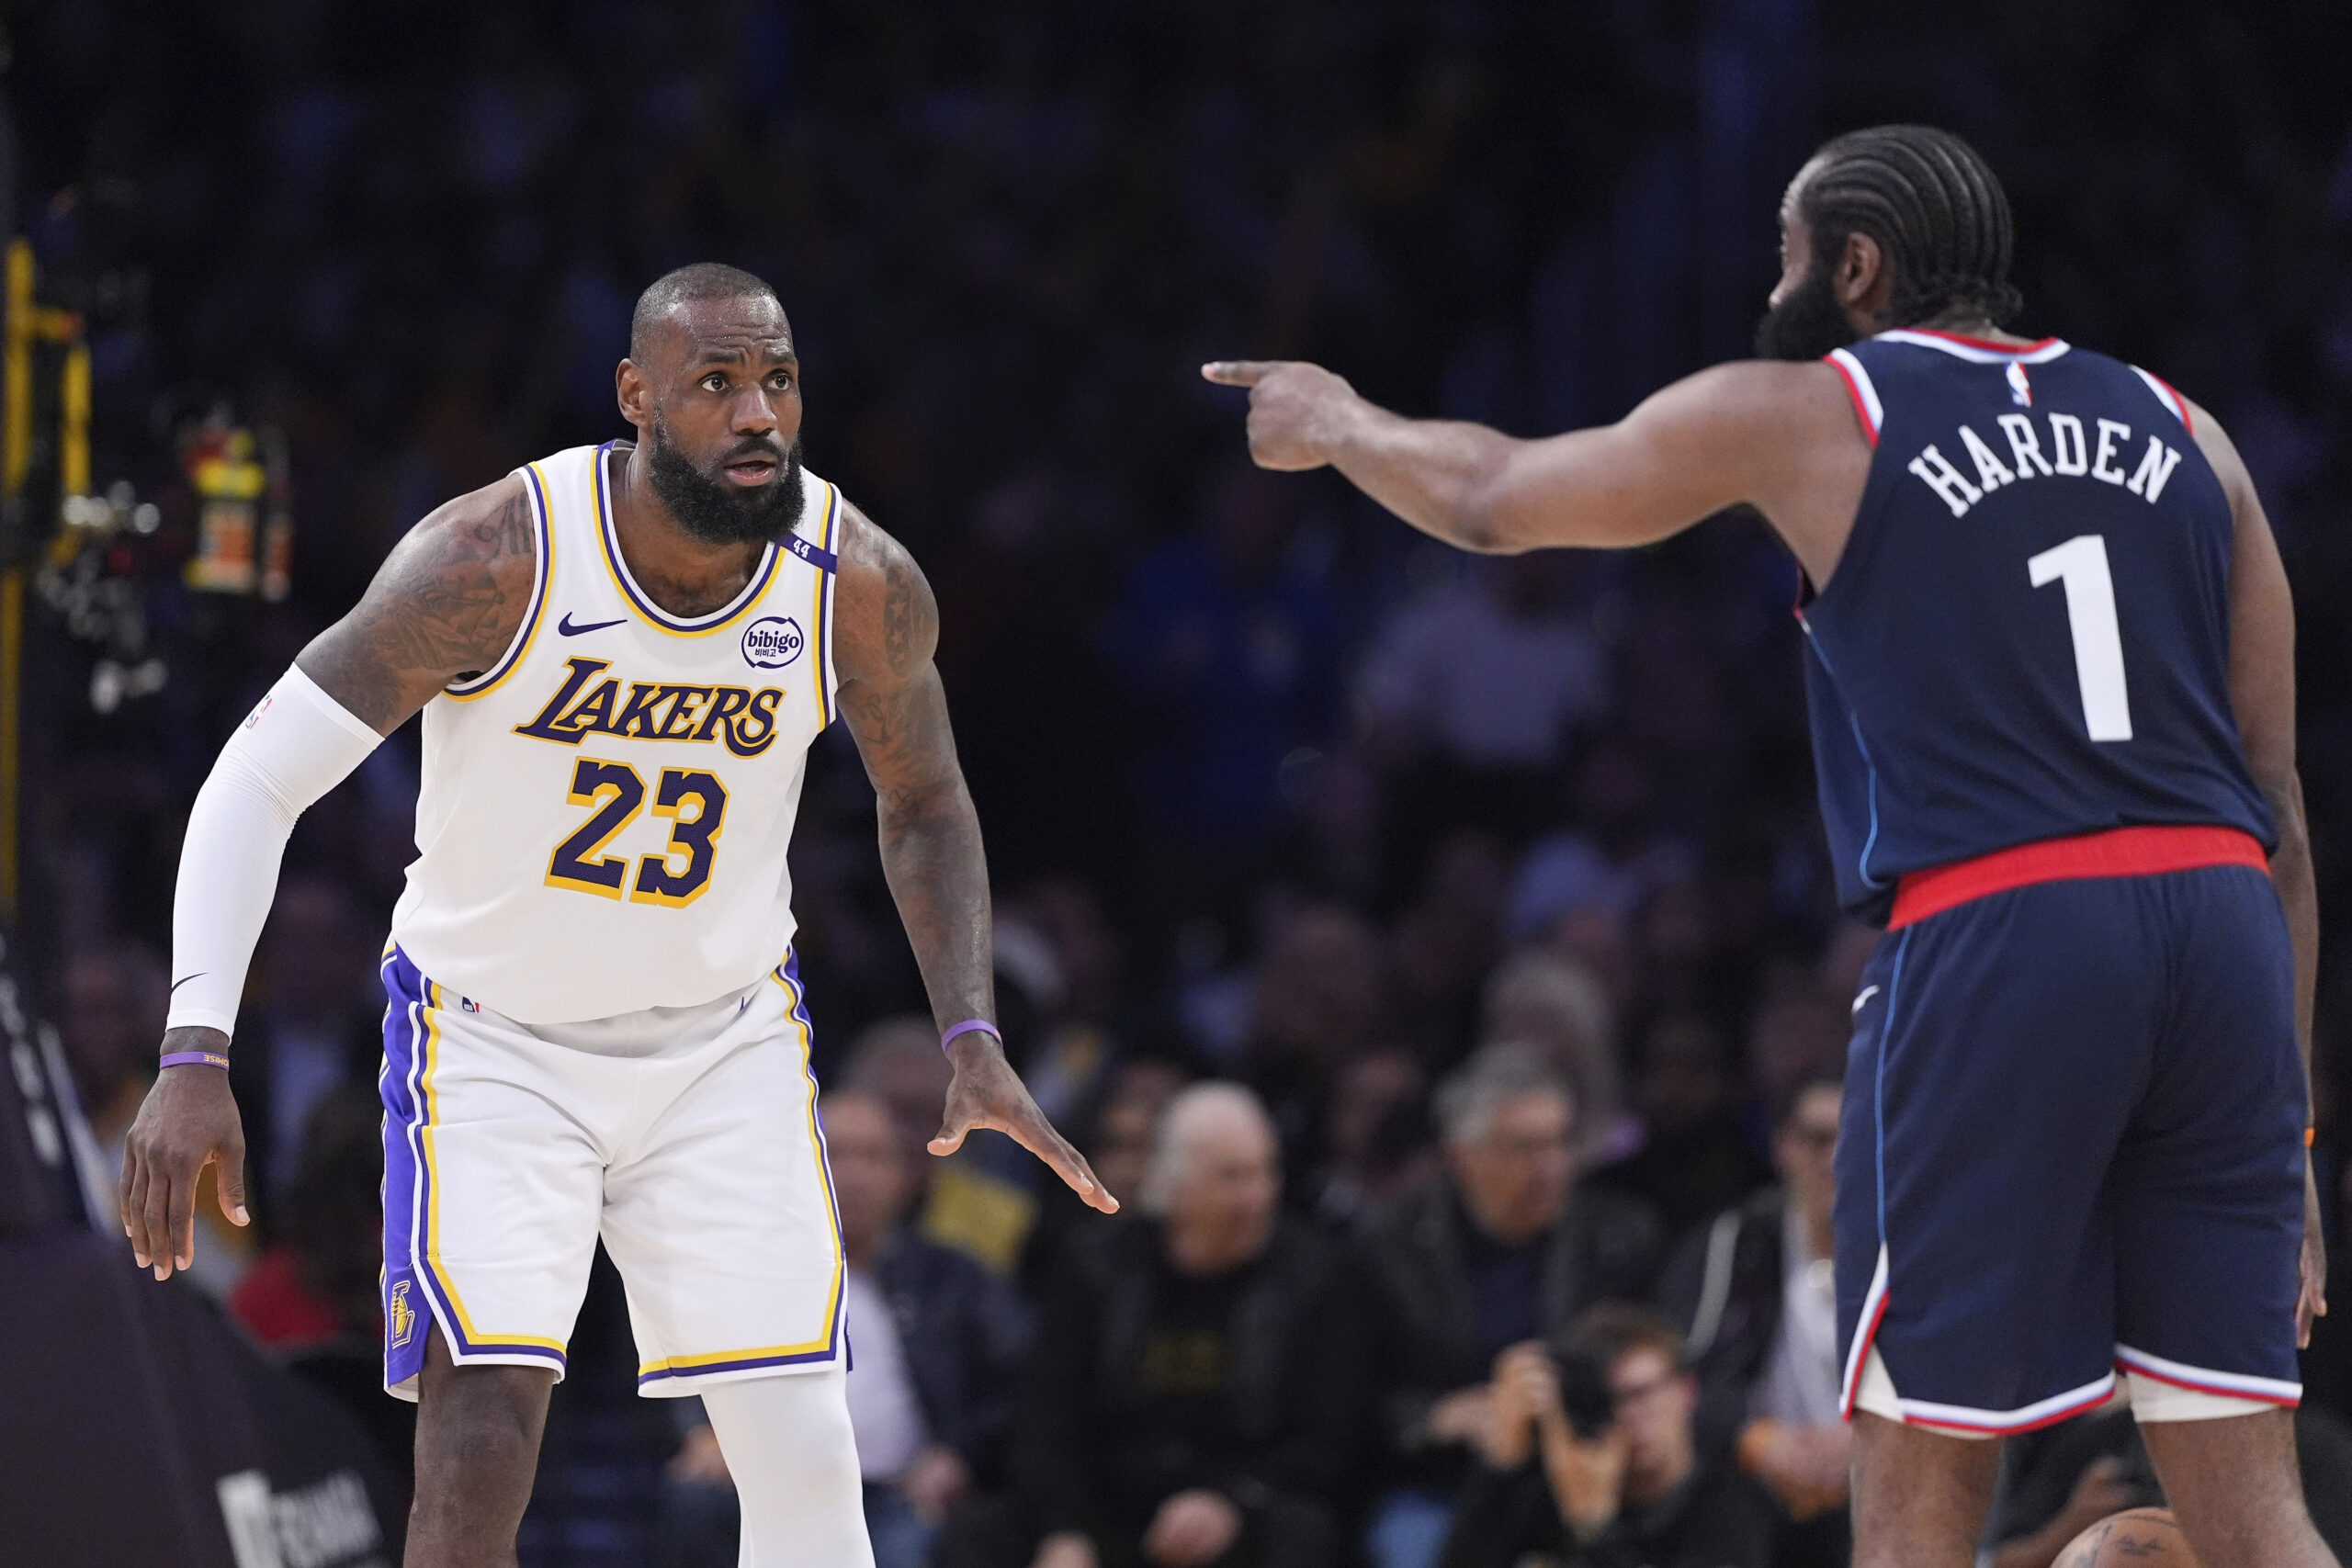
top-left (1800, 329), bottom-right (2274, 923)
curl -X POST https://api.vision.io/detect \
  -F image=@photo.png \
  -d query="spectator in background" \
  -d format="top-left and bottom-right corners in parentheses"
top-left (845, 1017), bottom-right (1038, 1276)
top-left (953, 1083), bottom-right (1352, 1568)
top-left (1310, 1047), bottom-right (1437, 1230)
top-left (1238, 902), bottom-right (1391, 1181)
top-left (1351, 1045), bottom-right (1663, 1568)
top-left (232, 1081), bottom-right (384, 1351)
top-left (1541, 905), bottom-right (1639, 1031)
top-left (59, 941), bottom-right (167, 1146)
top-left (1591, 1013), bottom-right (1770, 1240)
top-left (1439, 1305), bottom-right (1774, 1568)
top-left (232, 1081), bottom-right (413, 1491)
top-left (1481, 950), bottom-right (1637, 1167)
top-left (1508, 742), bottom-right (1692, 940)
top-left (1743, 981), bottom-right (1849, 1133)
top-left (1021, 1055), bottom-right (1192, 1294)
top-left (1114, 463), bottom-right (1343, 917)
top-left (1659, 1069), bottom-right (1849, 1568)
top-left (62, 941), bottom-right (256, 1295)
top-left (994, 879), bottom-right (1133, 1128)
top-left (232, 875), bottom-right (388, 1225)
top-left (1357, 552), bottom-right (1605, 852)
top-left (662, 1090), bottom-right (1034, 1568)
top-left (1388, 833), bottom-right (1510, 1070)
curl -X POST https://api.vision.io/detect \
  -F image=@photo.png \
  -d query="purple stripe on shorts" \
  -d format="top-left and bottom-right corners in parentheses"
top-left (380, 947), bottom-right (432, 1392)
top-left (380, 948), bottom-right (570, 1386)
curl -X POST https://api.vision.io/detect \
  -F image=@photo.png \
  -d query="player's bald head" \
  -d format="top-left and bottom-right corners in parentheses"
top-left (629, 262), bottom-right (787, 365)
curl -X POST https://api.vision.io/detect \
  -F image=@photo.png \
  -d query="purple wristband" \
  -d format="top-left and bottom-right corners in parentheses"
top-left (160, 1051), bottom-right (232, 1071)
top-left (940, 1019), bottom-right (1001, 1053)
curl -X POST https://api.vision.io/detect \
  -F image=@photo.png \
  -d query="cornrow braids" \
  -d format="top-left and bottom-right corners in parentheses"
top-left (1799, 125), bottom-right (2025, 329)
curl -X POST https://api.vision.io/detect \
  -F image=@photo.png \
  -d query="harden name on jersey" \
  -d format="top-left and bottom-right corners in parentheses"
top-left (1905, 406), bottom-right (2187, 519)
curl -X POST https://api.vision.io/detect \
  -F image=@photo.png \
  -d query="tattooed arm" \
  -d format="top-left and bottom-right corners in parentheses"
top-left (296, 472), bottom-right (542, 730)
top-left (121, 478), bottom-right (540, 1280)
top-left (832, 501), bottom-right (1114, 1212)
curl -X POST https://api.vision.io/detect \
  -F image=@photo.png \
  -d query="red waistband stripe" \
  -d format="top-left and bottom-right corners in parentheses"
top-left (1887, 825), bottom-right (2268, 931)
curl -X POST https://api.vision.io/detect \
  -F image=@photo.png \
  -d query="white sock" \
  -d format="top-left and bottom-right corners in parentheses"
top-left (696, 1371), bottom-right (874, 1568)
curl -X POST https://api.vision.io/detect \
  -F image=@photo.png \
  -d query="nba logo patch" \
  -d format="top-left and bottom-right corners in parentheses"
top-left (389, 1280), bottom-right (416, 1348)
top-left (242, 694), bottom-right (274, 729)
top-left (2007, 362), bottom-right (2033, 407)
top-left (741, 615), bottom-right (806, 670)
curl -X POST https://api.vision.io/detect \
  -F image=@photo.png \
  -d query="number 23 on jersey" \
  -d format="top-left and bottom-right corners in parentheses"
top-left (547, 759), bottom-right (729, 906)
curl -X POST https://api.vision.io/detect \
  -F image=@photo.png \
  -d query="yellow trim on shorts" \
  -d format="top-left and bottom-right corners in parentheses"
top-left (418, 980), bottom-right (570, 1356)
top-left (634, 960), bottom-right (846, 1377)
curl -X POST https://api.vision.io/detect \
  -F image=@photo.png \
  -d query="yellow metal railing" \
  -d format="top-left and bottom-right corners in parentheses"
top-left (1, 239), bottom-right (88, 923)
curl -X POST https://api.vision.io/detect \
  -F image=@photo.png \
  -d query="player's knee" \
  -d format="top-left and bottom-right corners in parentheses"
top-left (700, 1372), bottom-right (870, 1560)
top-left (416, 1325), bottom-right (557, 1457)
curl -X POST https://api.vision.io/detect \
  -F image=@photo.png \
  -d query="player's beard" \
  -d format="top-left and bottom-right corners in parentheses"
top-left (1754, 262), bottom-right (1860, 362)
top-left (645, 412), bottom-right (807, 547)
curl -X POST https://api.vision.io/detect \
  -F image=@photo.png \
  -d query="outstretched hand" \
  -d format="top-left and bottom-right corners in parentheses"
top-left (932, 1032), bottom-right (1118, 1213)
top-left (119, 1031), bottom-right (251, 1280)
top-left (1200, 360), bottom-right (1357, 471)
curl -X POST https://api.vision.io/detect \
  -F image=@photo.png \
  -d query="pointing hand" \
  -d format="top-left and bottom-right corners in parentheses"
top-left (1200, 360), bottom-right (1357, 471)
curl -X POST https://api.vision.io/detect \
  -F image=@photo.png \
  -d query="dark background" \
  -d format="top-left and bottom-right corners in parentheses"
top-left (12, 0), bottom-right (2352, 1562)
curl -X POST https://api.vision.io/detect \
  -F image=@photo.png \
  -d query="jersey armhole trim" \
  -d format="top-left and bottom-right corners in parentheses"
top-left (445, 464), bottom-right (553, 701)
top-left (1825, 348), bottom-right (1883, 447)
top-left (2130, 366), bottom-right (2193, 433)
top-left (815, 481), bottom-right (842, 726)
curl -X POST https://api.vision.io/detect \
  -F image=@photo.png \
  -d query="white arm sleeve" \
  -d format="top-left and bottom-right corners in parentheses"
top-left (166, 666), bottom-right (385, 1037)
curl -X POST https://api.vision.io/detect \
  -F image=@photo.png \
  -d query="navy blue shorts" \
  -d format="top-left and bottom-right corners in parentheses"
top-left (1835, 863), bottom-right (2307, 1434)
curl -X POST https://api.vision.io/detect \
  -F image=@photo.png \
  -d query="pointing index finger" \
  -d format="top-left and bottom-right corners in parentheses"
top-left (1201, 361), bottom-right (1274, 387)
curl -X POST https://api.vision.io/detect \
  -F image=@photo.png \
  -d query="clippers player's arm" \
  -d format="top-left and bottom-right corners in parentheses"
top-left (2188, 400), bottom-right (2327, 1343)
top-left (121, 476), bottom-right (538, 1280)
top-left (1199, 357), bottom-right (1870, 585)
top-left (831, 502), bottom-right (1116, 1213)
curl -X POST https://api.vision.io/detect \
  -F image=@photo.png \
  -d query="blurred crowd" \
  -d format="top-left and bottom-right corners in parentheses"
top-left (21, 0), bottom-right (2352, 1565)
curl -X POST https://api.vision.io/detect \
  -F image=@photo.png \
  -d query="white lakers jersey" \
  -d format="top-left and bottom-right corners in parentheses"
top-left (390, 442), bottom-right (843, 1023)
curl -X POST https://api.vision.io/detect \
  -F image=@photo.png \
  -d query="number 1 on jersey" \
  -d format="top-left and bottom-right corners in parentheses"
top-left (2028, 534), bottom-right (2133, 742)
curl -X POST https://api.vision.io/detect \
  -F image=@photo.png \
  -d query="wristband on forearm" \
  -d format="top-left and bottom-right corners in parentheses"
top-left (159, 1051), bottom-right (232, 1071)
top-left (940, 1019), bottom-right (1001, 1052)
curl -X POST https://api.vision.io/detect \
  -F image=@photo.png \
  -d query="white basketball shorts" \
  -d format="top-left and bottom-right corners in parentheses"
top-left (378, 944), bottom-right (845, 1401)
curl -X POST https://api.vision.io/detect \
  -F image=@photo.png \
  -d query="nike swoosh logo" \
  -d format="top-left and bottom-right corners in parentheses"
top-left (171, 973), bottom-right (206, 993)
top-left (558, 614), bottom-right (627, 637)
top-left (1851, 985), bottom-right (1880, 1014)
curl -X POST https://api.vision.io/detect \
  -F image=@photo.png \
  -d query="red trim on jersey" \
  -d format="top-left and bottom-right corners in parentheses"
top-left (2143, 370), bottom-right (2194, 433)
top-left (1825, 355), bottom-right (1879, 446)
top-left (1905, 328), bottom-right (2063, 355)
top-left (1887, 825), bottom-right (2268, 930)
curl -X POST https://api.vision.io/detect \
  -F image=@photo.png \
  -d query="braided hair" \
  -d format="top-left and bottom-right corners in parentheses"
top-left (1799, 125), bottom-right (2024, 329)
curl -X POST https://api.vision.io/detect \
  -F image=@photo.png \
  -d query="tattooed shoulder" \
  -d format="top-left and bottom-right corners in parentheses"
top-left (296, 474), bottom-right (538, 732)
top-left (833, 500), bottom-right (940, 687)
